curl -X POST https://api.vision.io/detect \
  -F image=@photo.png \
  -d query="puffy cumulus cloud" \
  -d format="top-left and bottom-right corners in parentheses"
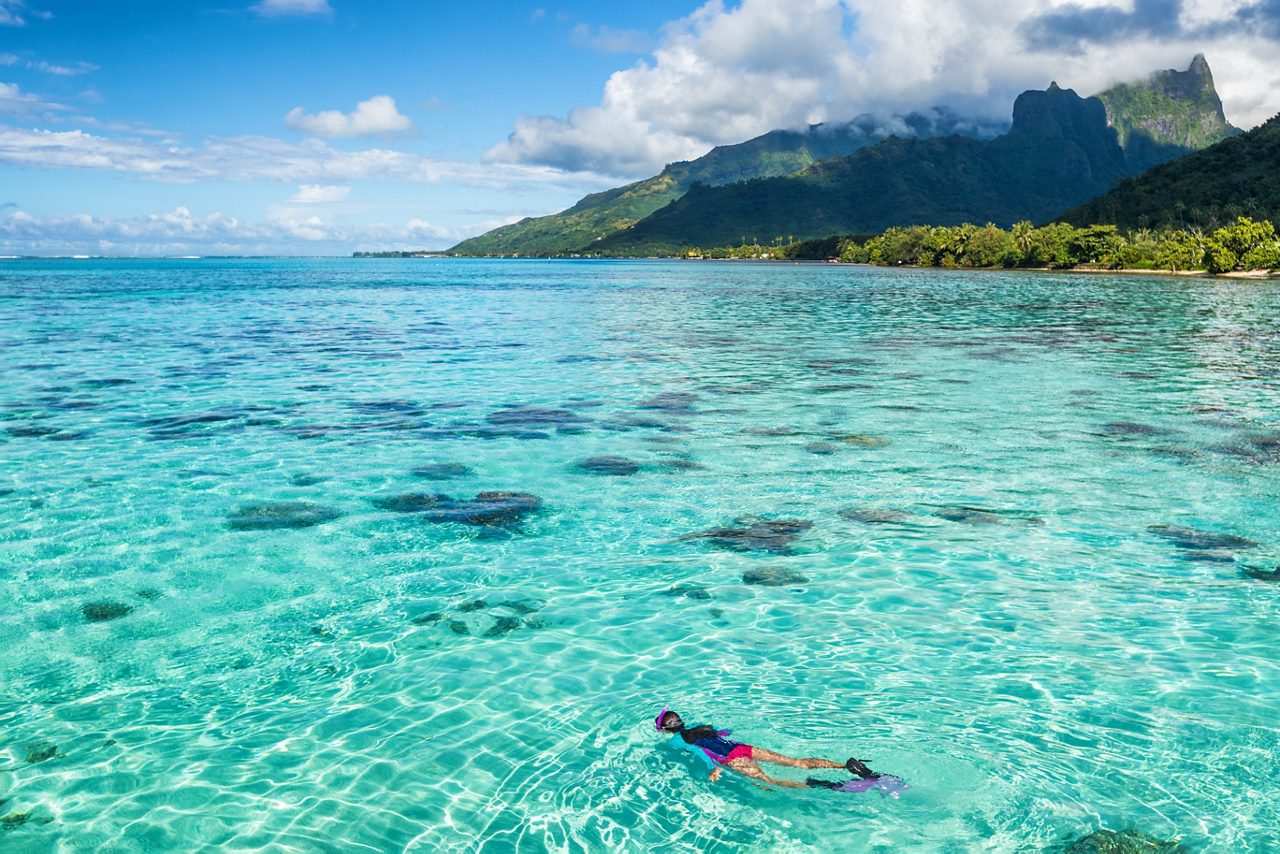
top-left (290, 183), bottom-right (351, 203)
top-left (253, 0), bottom-right (331, 17)
top-left (490, 0), bottom-right (1280, 177)
top-left (285, 95), bottom-right (414, 138)
top-left (0, 205), bottom-right (504, 256)
top-left (0, 126), bottom-right (617, 192)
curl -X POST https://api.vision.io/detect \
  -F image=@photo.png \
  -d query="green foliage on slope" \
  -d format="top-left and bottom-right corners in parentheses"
top-left (1060, 113), bottom-right (1280, 230)
top-left (595, 85), bottom-right (1133, 254)
top-left (449, 113), bottom-right (1002, 256)
top-left (1095, 54), bottom-right (1240, 175)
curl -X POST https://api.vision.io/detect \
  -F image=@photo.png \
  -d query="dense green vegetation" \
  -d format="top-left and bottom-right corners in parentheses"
top-left (595, 85), bottom-right (1134, 254)
top-left (449, 113), bottom-right (996, 257)
top-left (684, 217), bottom-right (1280, 274)
top-left (1062, 113), bottom-right (1280, 230)
top-left (453, 57), bottom-right (1235, 259)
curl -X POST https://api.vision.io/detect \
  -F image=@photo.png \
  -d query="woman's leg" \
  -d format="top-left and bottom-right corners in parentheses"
top-left (725, 758), bottom-right (809, 789)
top-left (750, 747), bottom-right (844, 770)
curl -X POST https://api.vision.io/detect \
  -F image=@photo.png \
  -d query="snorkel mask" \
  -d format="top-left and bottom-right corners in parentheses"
top-left (655, 707), bottom-right (678, 732)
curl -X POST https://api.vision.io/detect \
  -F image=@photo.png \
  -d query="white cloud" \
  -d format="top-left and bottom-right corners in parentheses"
top-left (0, 81), bottom-right (68, 115)
top-left (0, 53), bottom-right (18, 65)
top-left (571, 23), bottom-right (652, 53)
top-left (290, 183), bottom-right (350, 203)
top-left (253, 0), bottom-right (331, 17)
top-left (490, 0), bottom-right (1280, 177)
top-left (0, 205), bottom-right (500, 255)
top-left (0, 1), bottom-right (26, 26)
top-left (29, 59), bottom-right (98, 76)
top-left (0, 126), bottom-right (617, 193)
top-left (285, 95), bottom-right (414, 138)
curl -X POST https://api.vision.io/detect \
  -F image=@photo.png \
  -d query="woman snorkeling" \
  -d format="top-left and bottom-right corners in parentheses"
top-left (654, 708), bottom-right (882, 790)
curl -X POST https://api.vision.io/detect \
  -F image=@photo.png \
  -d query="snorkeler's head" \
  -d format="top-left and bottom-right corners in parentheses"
top-left (655, 709), bottom-right (683, 732)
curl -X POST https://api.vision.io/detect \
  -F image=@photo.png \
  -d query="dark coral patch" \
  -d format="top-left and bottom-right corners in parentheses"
top-left (374, 491), bottom-right (542, 527)
top-left (574, 456), bottom-right (642, 476)
top-left (227, 501), bottom-right (343, 531)
top-left (1148, 525), bottom-right (1257, 552)
top-left (934, 506), bottom-right (1044, 526)
top-left (412, 462), bottom-right (474, 480)
top-left (838, 508), bottom-right (915, 525)
top-left (742, 567), bottom-right (811, 587)
top-left (1061, 828), bottom-right (1186, 853)
top-left (639, 392), bottom-right (698, 412)
top-left (82, 601), bottom-right (133, 623)
top-left (684, 517), bottom-right (813, 553)
top-left (487, 406), bottom-right (588, 427)
top-left (24, 742), bottom-right (58, 764)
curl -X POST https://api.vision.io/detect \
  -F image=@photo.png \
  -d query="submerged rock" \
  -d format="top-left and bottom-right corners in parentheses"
top-left (448, 620), bottom-right (471, 635)
top-left (663, 583), bottom-right (712, 601)
top-left (227, 501), bottom-right (343, 531)
top-left (684, 517), bottom-right (814, 553)
top-left (289, 473), bottom-right (329, 487)
top-left (639, 392), bottom-right (698, 412)
top-left (1101, 421), bottom-right (1168, 437)
top-left (375, 491), bottom-right (543, 527)
top-left (574, 456), bottom-right (642, 476)
top-left (82, 601), bottom-right (133, 623)
top-left (373, 493), bottom-right (450, 513)
top-left (1148, 524), bottom-right (1258, 552)
top-left (804, 441), bottom-right (842, 455)
top-left (24, 742), bottom-right (58, 764)
top-left (1, 812), bottom-right (31, 831)
top-left (838, 508), bottom-right (915, 525)
top-left (1242, 565), bottom-right (1280, 583)
top-left (486, 406), bottom-right (587, 427)
top-left (483, 615), bottom-right (523, 638)
top-left (742, 567), bottom-right (811, 587)
top-left (412, 462), bottom-right (474, 481)
top-left (834, 434), bottom-right (892, 448)
top-left (933, 506), bottom-right (1044, 526)
top-left (1062, 828), bottom-right (1186, 853)
top-left (455, 599), bottom-right (488, 613)
top-left (498, 598), bottom-right (544, 614)
top-left (410, 611), bottom-right (445, 626)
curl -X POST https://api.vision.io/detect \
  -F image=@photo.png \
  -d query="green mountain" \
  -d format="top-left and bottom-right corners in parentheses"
top-left (1059, 112), bottom-right (1280, 229)
top-left (448, 111), bottom-right (1003, 256)
top-left (593, 57), bottom-right (1239, 255)
top-left (1095, 54), bottom-right (1240, 175)
top-left (596, 84), bottom-right (1135, 254)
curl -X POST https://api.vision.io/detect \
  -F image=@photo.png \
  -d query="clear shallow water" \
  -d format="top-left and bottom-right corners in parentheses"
top-left (1, 258), bottom-right (1278, 852)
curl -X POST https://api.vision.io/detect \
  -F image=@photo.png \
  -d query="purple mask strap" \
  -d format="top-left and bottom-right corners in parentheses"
top-left (655, 707), bottom-right (669, 731)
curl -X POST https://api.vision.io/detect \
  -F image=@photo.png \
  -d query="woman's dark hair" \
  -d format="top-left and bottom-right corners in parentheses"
top-left (677, 724), bottom-right (720, 745)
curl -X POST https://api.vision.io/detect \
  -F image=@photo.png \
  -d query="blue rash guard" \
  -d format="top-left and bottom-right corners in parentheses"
top-left (667, 726), bottom-right (742, 768)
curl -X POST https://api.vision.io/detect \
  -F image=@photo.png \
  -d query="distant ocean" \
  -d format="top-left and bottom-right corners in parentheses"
top-left (2, 258), bottom-right (1276, 851)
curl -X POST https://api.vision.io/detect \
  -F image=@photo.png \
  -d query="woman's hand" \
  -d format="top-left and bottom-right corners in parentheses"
top-left (709, 767), bottom-right (722, 782)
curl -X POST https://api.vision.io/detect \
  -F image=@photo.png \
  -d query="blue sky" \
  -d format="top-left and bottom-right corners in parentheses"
top-left (3, 0), bottom-right (1279, 255)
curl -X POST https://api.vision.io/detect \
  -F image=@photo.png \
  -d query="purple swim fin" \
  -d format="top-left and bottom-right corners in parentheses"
top-left (808, 775), bottom-right (909, 797)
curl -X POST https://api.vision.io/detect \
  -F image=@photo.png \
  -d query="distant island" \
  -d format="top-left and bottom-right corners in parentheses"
top-left (447, 56), bottom-right (1240, 258)
top-left (362, 54), bottom-right (1278, 276)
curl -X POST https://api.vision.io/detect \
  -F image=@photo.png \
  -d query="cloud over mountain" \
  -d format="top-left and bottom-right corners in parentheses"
top-left (489, 0), bottom-right (1280, 178)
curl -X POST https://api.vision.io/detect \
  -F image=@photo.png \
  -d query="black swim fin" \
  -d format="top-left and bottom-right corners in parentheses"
top-left (806, 777), bottom-right (842, 789)
top-left (845, 758), bottom-right (881, 780)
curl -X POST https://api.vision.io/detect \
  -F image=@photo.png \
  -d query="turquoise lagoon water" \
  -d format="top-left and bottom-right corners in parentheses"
top-left (1, 258), bottom-right (1278, 852)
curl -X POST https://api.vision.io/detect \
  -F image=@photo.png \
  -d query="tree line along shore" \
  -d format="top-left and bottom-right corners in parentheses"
top-left (662, 217), bottom-right (1280, 275)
